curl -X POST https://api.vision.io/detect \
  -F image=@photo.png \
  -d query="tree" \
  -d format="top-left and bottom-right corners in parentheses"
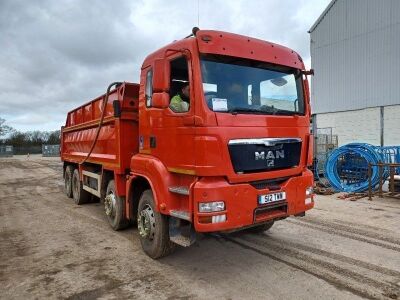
top-left (0, 118), bottom-right (13, 137)
top-left (47, 130), bottom-right (61, 144)
top-left (26, 131), bottom-right (46, 145)
top-left (0, 122), bottom-right (61, 154)
top-left (7, 131), bottom-right (27, 147)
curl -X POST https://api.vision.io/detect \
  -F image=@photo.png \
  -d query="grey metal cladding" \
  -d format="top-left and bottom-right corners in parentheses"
top-left (310, 0), bottom-right (400, 114)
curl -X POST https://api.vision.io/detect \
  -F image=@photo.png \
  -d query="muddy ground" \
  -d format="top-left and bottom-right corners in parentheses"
top-left (0, 155), bottom-right (399, 299)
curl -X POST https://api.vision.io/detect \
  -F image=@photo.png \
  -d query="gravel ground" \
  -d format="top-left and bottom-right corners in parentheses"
top-left (0, 155), bottom-right (399, 300)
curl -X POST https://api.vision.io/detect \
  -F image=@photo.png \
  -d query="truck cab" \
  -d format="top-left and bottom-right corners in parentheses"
top-left (131, 29), bottom-right (314, 256)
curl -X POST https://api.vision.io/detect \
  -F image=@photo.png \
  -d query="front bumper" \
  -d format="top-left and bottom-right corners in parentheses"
top-left (192, 169), bottom-right (314, 232)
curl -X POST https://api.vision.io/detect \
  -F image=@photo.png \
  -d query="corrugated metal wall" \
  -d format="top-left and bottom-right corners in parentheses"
top-left (310, 0), bottom-right (400, 114)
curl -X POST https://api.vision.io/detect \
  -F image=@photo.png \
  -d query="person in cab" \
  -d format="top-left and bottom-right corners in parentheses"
top-left (170, 83), bottom-right (190, 112)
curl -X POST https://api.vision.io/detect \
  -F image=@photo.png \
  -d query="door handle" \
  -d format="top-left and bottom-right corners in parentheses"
top-left (182, 116), bottom-right (204, 126)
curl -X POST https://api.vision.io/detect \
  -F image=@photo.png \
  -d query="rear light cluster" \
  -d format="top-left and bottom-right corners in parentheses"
top-left (198, 201), bottom-right (226, 224)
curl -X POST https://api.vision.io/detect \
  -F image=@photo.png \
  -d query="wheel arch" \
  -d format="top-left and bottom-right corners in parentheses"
top-left (126, 176), bottom-right (151, 221)
top-left (128, 155), bottom-right (176, 213)
top-left (100, 169), bottom-right (114, 202)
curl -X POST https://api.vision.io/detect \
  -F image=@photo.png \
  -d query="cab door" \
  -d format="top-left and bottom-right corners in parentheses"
top-left (145, 55), bottom-right (196, 174)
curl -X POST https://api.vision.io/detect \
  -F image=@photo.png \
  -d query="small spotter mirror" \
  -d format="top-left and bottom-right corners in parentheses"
top-left (271, 77), bottom-right (288, 87)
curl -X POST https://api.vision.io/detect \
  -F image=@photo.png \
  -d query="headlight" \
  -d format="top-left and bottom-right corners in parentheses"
top-left (198, 201), bottom-right (225, 213)
top-left (306, 186), bottom-right (313, 197)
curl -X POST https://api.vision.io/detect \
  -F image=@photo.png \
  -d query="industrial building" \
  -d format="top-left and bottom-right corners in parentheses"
top-left (309, 0), bottom-right (400, 146)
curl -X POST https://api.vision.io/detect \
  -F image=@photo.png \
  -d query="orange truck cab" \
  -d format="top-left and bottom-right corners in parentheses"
top-left (61, 28), bottom-right (314, 259)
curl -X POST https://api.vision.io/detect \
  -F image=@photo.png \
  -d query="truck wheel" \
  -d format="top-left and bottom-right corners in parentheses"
top-left (104, 180), bottom-right (129, 230)
top-left (137, 190), bottom-right (175, 259)
top-left (245, 221), bottom-right (274, 234)
top-left (64, 165), bottom-right (74, 198)
top-left (72, 169), bottom-right (90, 205)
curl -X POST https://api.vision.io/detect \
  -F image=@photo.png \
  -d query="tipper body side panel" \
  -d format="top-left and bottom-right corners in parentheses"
top-left (61, 83), bottom-right (140, 174)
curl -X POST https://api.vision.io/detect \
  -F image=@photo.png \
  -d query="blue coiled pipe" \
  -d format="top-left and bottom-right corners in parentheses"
top-left (325, 143), bottom-right (400, 193)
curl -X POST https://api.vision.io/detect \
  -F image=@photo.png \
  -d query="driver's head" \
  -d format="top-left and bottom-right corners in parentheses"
top-left (181, 83), bottom-right (190, 99)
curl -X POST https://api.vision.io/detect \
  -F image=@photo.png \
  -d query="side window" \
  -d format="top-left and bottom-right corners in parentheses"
top-left (169, 56), bottom-right (190, 113)
top-left (145, 69), bottom-right (153, 107)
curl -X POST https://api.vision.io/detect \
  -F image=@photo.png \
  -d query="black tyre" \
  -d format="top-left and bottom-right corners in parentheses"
top-left (72, 169), bottom-right (90, 205)
top-left (137, 190), bottom-right (175, 259)
top-left (245, 221), bottom-right (274, 234)
top-left (64, 165), bottom-right (74, 198)
top-left (104, 180), bottom-right (129, 231)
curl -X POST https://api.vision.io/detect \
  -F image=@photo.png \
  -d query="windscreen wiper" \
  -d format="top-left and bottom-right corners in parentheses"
top-left (273, 109), bottom-right (301, 115)
top-left (228, 107), bottom-right (264, 115)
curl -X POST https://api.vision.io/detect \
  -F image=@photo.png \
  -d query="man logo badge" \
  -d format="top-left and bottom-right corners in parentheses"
top-left (255, 150), bottom-right (285, 167)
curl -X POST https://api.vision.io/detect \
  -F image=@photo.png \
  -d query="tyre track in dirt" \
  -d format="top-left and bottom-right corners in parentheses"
top-left (293, 217), bottom-right (400, 245)
top-left (222, 233), bottom-right (400, 300)
top-left (263, 234), bottom-right (400, 278)
top-left (286, 218), bottom-right (400, 252)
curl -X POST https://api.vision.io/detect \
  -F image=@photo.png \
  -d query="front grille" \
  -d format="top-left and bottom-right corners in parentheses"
top-left (250, 176), bottom-right (291, 190)
top-left (228, 138), bottom-right (302, 173)
top-left (254, 202), bottom-right (288, 222)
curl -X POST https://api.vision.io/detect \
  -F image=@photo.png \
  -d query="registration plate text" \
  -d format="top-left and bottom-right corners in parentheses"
top-left (258, 191), bottom-right (286, 205)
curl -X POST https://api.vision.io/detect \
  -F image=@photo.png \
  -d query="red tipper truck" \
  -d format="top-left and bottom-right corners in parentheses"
top-left (61, 28), bottom-right (314, 258)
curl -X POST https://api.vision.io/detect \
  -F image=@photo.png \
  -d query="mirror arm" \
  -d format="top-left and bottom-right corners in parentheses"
top-left (302, 69), bottom-right (314, 76)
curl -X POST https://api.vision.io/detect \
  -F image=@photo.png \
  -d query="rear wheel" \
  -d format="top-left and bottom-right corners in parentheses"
top-left (72, 169), bottom-right (90, 205)
top-left (104, 180), bottom-right (129, 230)
top-left (245, 221), bottom-right (274, 234)
top-left (137, 190), bottom-right (175, 259)
top-left (64, 165), bottom-right (74, 198)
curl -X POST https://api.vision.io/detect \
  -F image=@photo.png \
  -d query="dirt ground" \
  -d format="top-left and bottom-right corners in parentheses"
top-left (0, 155), bottom-right (399, 300)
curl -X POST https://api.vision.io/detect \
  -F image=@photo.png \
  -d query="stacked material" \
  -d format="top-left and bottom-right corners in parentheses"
top-left (325, 143), bottom-right (400, 192)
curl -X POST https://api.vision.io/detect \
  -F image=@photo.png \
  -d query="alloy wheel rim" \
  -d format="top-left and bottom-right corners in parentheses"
top-left (104, 192), bottom-right (117, 218)
top-left (137, 204), bottom-right (155, 240)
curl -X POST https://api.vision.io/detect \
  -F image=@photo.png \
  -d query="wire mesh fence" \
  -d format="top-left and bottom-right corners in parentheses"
top-left (314, 127), bottom-right (338, 178)
top-left (42, 145), bottom-right (60, 157)
top-left (0, 145), bottom-right (13, 157)
top-left (12, 146), bottom-right (42, 155)
top-left (0, 145), bottom-right (60, 156)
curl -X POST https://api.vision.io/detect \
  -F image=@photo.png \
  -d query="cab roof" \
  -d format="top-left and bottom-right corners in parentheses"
top-left (142, 29), bottom-right (304, 70)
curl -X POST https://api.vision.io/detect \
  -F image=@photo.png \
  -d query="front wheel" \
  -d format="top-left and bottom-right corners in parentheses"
top-left (137, 190), bottom-right (175, 259)
top-left (104, 180), bottom-right (129, 231)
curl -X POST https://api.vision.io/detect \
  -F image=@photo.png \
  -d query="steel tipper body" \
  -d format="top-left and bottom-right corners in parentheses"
top-left (61, 29), bottom-right (314, 258)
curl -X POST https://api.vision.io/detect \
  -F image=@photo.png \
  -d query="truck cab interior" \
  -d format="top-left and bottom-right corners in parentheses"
top-left (169, 56), bottom-right (190, 110)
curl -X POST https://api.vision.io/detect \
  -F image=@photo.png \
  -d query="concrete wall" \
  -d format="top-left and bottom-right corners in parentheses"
top-left (316, 105), bottom-right (399, 146)
top-left (384, 105), bottom-right (400, 145)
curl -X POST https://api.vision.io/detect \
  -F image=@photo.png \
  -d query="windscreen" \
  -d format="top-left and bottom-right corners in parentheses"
top-left (200, 55), bottom-right (305, 115)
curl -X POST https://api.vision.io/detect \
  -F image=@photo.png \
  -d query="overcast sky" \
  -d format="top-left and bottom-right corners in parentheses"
top-left (0, 0), bottom-right (330, 131)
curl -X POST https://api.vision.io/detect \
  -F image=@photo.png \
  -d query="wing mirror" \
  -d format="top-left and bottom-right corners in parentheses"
top-left (152, 92), bottom-right (170, 109)
top-left (152, 59), bottom-right (170, 92)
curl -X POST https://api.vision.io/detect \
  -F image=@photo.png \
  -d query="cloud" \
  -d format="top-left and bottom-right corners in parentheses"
top-left (0, 0), bottom-right (329, 131)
